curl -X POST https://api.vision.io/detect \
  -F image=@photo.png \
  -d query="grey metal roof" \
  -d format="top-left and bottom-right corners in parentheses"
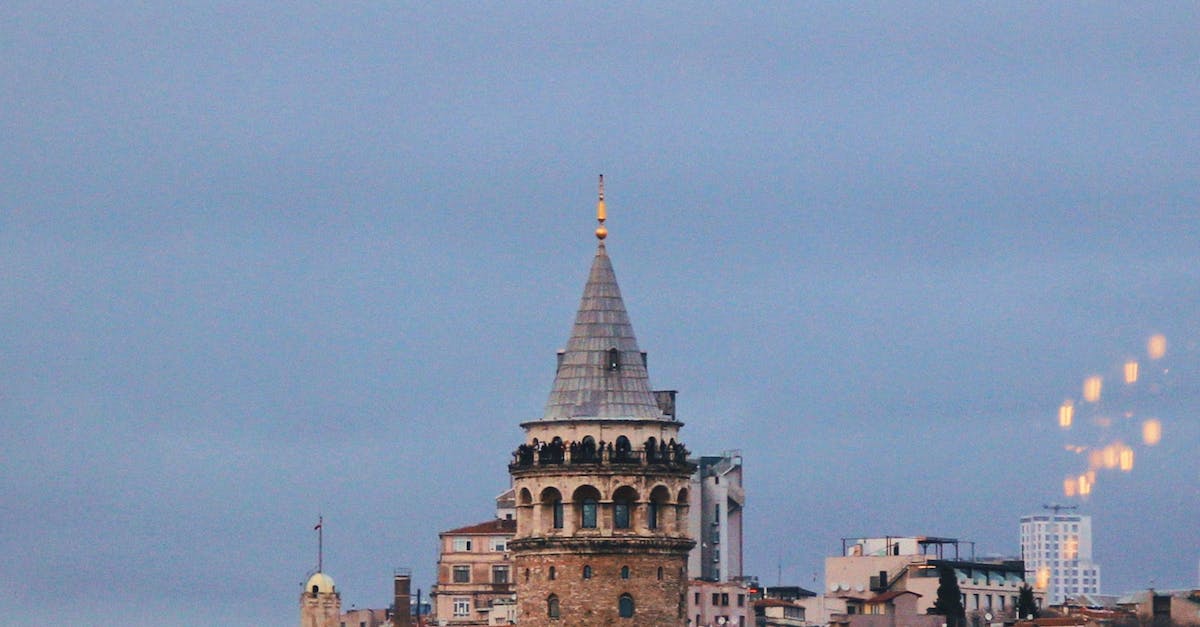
top-left (540, 242), bottom-right (668, 421)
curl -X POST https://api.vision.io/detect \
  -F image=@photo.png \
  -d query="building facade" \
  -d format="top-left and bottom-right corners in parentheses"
top-left (689, 452), bottom-right (745, 583)
top-left (508, 181), bottom-right (695, 626)
top-left (824, 536), bottom-right (1036, 623)
top-left (1019, 513), bottom-right (1101, 605)
top-left (300, 572), bottom-right (341, 627)
top-left (431, 518), bottom-right (517, 625)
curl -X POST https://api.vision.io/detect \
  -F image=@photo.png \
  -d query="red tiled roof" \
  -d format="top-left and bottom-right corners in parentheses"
top-left (867, 590), bottom-right (922, 603)
top-left (441, 518), bottom-right (516, 535)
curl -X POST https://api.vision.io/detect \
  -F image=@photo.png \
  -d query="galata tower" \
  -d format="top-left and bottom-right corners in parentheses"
top-left (508, 176), bottom-right (695, 626)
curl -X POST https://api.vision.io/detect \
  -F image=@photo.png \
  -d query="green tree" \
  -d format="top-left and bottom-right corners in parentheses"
top-left (929, 566), bottom-right (967, 627)
top-left (1017, 584), bottom-right (1039, 620)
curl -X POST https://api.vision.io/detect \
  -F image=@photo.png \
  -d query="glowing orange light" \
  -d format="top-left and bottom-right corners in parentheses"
top-left (1102, 445), bottom-right (1119, 469)
top-left (1063, 478), bottom-right (1077, 497)
top-left (1143, 419), bottom-right (1162, 445)
top-left (1088, 450), bottom-right (1104, 469)
top-left (1119, 447), bottom-right (1134, 472)
top-left (1064, 537), bottom-right (1079, 560)
top-left (1148, 334), bottom-right (1167, 360)
top-left (1036, 567), bottom-right (1051, 590)
top-left (1124, 360), bottom-right (1139, 384)
top-left (1078, 474), bottom-right (1092, 496)
top-left (1083, 376), bottom-right (1102, 403)
top-left (1059, 401), bottom-right (1074, 429)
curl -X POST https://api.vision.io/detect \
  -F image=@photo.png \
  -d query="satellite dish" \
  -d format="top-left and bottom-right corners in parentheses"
top-left (856, 584), bottom-right (865, 592)
top-left (829, 583), bottom-right (838, 592)
top-left (985, 613), bottom-right (994, 621)
top-left (718, 618), bottom-right (728, 625)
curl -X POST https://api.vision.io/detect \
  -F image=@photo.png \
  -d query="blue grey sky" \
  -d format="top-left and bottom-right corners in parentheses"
top-left (2, 3), bottom-right (1198, 625)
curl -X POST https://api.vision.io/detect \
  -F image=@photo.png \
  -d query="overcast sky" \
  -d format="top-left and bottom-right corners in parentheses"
top-left (2, 3), bottom-right (1198, 625)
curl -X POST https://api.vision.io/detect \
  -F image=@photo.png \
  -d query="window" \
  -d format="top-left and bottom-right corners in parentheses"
top-left (491, 538), bottom-right (507, 551)
top-left (721, 593), bottom-right (729, 606)
top-left (553, 501), bottom-right (564, 529)
top-left (608, 347), bottom-right (620, 370)
top-left (583, 565), bottom-right (592, 579)
top-left (621, 566), bottom-right (630, 579)
top-left (658, 566), bottom-right (664, 580)
top-left (582, 498), bottom-right (598, 528)
top-left (713, 593), bottom-right (720, 605)
top-left (619, 593), bottom-right (635, 618)
top-left (549, 566), bottom-right (556, 580)
top-left (647, 501), bottom-right (658, 529)
top-left (452, 565), bottom-right (470, 583)
top-left (695, 592), bottom-right (700, 604)
top-left (547, 594), bottom-right (560, 619)
top-left (493, 565), bottom-right (509, 584)
top-left (452, 538), bottom-right (472, 552)
top-left (453, 598), bottom-right (470, 616)
top-left (738, 594), bottom-right (745, 607)
top-left (614, 501), bottom-right (630, 529)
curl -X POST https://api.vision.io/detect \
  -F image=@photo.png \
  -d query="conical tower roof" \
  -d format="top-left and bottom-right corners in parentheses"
top-left (540, 241), bottom-right (668, 421)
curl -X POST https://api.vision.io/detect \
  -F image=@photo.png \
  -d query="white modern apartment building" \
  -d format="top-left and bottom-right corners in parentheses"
top-left (1019, 512), bottom-right (1101, 604)
top-left (688, 451), bottom-right (745, 582)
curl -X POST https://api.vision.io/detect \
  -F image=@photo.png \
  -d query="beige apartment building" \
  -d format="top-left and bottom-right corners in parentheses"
top-left (431, 518), bottom-right (517, 625)
top-left (824, 536), bottom-right (1041, 625)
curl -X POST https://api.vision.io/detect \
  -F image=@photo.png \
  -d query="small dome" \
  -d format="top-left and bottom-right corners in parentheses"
top-left (305, 572), bottom-right (335, 594)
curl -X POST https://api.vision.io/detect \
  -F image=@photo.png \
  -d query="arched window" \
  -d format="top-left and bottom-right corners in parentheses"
top-left (574, 485), bottom-right (601, 529)
top-left (647, 500), bottom-right (658, 529)
top-left (607, 347), bottom-right (620, 370)
top-left (621, 566), bottom-right (630, 579)
top-left (582, 497), bottom-right (598, 528)
top-left (549, 566), bottom-right (556, 580)
top-left (547, 594), bottom-right (560, 618)
top-left (619, 593), bottom-right (635, 618)
top-left (612, 486), bottom-right (637, 530)
top-left (541, 487), bottom-right (564, 530)
top-left (582, 565), bottom-right (592, 579)
top-left (657, 566), bottom-right (664, 580)
top-left (311, 584), bottom-right (319, 596)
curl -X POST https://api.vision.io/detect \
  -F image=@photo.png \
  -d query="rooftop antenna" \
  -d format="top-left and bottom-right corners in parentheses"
top-left (1043, 503), bottom-right (1079, 515)
top-left (314, 515), bottom-right (324, 572)
top-left (595, 174), bottom-right (608, 241)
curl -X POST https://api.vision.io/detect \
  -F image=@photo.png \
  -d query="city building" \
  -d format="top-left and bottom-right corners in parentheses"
top-left (338, 608), bottom-right (389, 627)
top-left (824, 536), bottom-right (1036, 625)
top-left (1020, 511), bottom-right (1101, 605)
top-left (507, 178), bottom-right (696, 626)
top-left (689, 452), bottom-right (745, 582)
top-left (688, 578), bottom-right (754, 627)
top-left (301, 571), bottom-right (341, 627)
top-left (430, 517), bottom-right (516, 625)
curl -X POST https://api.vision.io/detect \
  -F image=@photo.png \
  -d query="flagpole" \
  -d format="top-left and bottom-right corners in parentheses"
top-left (316, 515), bottom-right (324, 573)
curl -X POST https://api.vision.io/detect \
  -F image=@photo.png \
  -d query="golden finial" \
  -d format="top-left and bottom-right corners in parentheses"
top-left (595, 174), bottom-right (608, 240)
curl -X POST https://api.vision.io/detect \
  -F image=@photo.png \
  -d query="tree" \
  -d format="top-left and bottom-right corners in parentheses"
top-left (1017, 584), bottom-right (1039, 620)
top-left (929, 566), bottom-right (967, 627)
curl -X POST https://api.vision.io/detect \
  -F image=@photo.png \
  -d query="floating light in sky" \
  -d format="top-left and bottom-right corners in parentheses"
top-left (1083, 376), bottom-right (1103, 403)
top-left (1119, 447), bottom-right (1134, 472)
top-left (1063, 478), bottom-right (1077, 497)
top-left (1143, 419), bottom-right (1162, 445)
top-left (1148, 334), bottom-right (1167, 360)
top-left (1059, 401), bottom-right (1074, 429)
top-left (1077, 474), bottom-right (1092, 496)
top-left (1124, 360), bottom-right (1139, 384)
top-left (1102, 445), bottom-right (1119, 469)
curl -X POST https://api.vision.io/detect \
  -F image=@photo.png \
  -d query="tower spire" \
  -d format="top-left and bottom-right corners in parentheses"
top-left (595, 174), bottom-right (607, 240)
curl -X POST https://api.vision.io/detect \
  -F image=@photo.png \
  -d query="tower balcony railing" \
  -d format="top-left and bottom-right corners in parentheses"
top-left (509, 442), bottom-right (691, 471)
